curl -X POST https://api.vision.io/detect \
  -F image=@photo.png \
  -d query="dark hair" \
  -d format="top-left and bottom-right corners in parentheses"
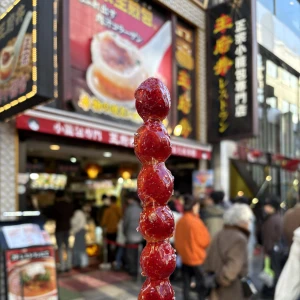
top-left (168, 200), bottom-right (178, 212)
top-left (264, 195), bottom-right (280, 211)
top-left (125, 191), bottom-right (140, 203)
top-left (55, 190), bottom-right (65, 198)
top-left (234, 196), bottom-right (249, 205)
top-left (110, 195), bottom-right (117, 203)
top-left (210, 191), bottom-right (225, 205)
top-left (184, 194), bottom-right (199, 212)
top-left (102, 194), bottom-right (108, 200)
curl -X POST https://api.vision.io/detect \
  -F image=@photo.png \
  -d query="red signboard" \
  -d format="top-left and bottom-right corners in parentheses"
top-left (16, 113), bottom-right (211, 160)
top-left (5, 246), bottom-right (58, 300)
top-left (69, 0), bottom-right (172, 126)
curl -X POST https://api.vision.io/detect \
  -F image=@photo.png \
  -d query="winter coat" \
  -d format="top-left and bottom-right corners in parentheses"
top-left (71, 209), bottom-right (86, 234)
top-left (123, 202), bottom-right (142, 244)
top-left (202, 205), bottom-right (224, 239)
top-left (261, 213), bottom-right (282, 255)
top-left (205, 226), bottom-right (249, 300)
top-left (283, 204), bottom-right (300, 247)
top-left (101, 204), bottom-right (122, 234)
top-left (175, 212), bottom-right (210, 266)
top-left (275, 227), bottom-right (300, 300)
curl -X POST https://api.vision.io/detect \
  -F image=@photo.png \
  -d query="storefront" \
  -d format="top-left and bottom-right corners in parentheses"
top-left (9, 0), bottom-right (210, 248)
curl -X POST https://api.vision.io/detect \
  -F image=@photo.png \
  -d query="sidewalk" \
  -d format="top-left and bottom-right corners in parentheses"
top-left (58, 269), bottom-right (196, 300)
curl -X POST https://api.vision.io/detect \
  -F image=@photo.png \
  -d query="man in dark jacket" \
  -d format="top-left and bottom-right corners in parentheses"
top-left (123, 192), bottom-right (142, 276)
top-left (261, 196), bottom-right (283, 298)
top-left (53, 191), bottom-right (73, 272)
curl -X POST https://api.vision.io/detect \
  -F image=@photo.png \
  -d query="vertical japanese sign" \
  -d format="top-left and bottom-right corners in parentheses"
top-left (207, 0), bottom-right (257, 142)
top-left (69, 0), bottom-right (172, 127)
top-left (5, 246), bottom-right (58, 300)
top-left (175, 20), bottom-right (196, 139)
top-left (0, 0), bottom-right (35, 117)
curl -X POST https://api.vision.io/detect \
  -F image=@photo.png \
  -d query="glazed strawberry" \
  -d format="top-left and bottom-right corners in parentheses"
top-left (138, 279), bottom-right (175, 300)
top-left (137, 163), bottom-right (174, 207)
top-left (140, 241), bottom-right (176, 280)
top-left (134, 78), bottom-right (175, 297)
top-left (134, 120), bottom-right (171, 164)
top-left (139, 206), bottom-right (174, 242)
top-left (135, 77), bottom-right (171, 122)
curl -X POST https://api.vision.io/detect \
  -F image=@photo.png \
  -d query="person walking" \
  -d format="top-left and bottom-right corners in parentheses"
top-left (175, 195), bottom-right (210, 300)
top-left (202, 191), bottom-right (225, 239)
top-left (71, 202), bottom-right (89, 268)
top-left (101, 195), bottom-right (122, 264)
top-left (283, 202), bottom-right (300, 247)
top-left (261, 196), bottom-right (283, 299)
top-left (205, 203), bottom-right (254, 300)
top-left (275, 227), bottom-right (300, 300)
top-left (53, 191), bottom-right (73, 272)
top-left (97, 194), bottom-right (110, 226)
top-left (123, 192), bottom-right (143, 276)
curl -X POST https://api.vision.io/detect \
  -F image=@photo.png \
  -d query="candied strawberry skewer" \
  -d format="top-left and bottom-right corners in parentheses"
top-left (134, 78), bottom-right (176, 300)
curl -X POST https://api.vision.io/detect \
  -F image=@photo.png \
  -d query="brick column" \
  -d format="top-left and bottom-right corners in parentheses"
top-left (0, 122), bottom-right (17, 218)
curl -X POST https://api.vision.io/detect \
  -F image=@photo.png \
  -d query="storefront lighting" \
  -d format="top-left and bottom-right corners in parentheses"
top-left (118, 177), bottom-right (124, 184)
top-left (2, 211), bottom-right (40, 217)
top-left (173, 125), bottom-right (182, 137)
top-left (103, 152), bottom-right (112, 158)
top-left (122, 171), bottom-right (131, 180)
top-left (266, 175), bottom-right (272, 182)
top-left (29, 173), bottom-right (39, 180)
top-left (252, 198), bottom-right (259, 204)
top-left (293, 179), bottom-right (299, 186)
top-left (86, 164), bottom-right (101, 179)
top-left (70, 157), bottom-right (77, 163)
top-left (50, 144), bottom-right (60, 151)
top-left (237, 191), bottom-right (244, 197)
top-left (280, 202), bottom-right (286, 209)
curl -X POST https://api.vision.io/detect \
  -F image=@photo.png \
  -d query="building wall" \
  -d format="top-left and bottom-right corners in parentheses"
top-left (0, 122), bottom-right (17, 218)
top-left (157, 0), bottom-right (207, 144)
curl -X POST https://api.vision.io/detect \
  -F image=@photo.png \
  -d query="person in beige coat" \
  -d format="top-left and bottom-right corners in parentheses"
top-left (205, 203), bottom-right (254, 300)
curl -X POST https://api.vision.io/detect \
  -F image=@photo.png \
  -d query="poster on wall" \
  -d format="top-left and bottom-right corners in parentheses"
top-left (5, 246), bottom-right (58, 300)
top-left (207, 0), bottom-right (257, 142)
top-left (0, 0), bottom-right (57, 122)
top-left (69, 0), bottom-right (172, 126)
top-left (175, 20), bottom-right (196, 139)
top-left (192, 170), bottom-right (213, 196)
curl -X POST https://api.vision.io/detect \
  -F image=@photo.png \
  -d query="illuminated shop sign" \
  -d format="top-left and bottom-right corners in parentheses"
top-left (207, 0), bottom-right (257, 142)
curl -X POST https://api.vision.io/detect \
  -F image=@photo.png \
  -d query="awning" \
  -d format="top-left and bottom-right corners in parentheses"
top-left (16, 108), bottom-right (211, 160)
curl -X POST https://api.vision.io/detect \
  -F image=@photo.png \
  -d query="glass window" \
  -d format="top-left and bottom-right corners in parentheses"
top-left (259, 0), bottom-right (275, 13)
top-left (266, 60), bottom-right (277, 78)
top-left (281, 69), bottom-right (290, 86)
top-left (282, 100), bottom-right (289, 113)
top-left (275, 0), bottom-right (300, 37)
top-left (290, 74), bottom-right (298, 89)
top-left (290, 104), bottom-right (298, 124)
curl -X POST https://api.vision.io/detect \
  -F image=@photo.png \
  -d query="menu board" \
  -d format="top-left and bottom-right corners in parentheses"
top-left (0, 0), bottom-right (35, 116)
top-left (5, 246), bottom-right (58, 300)
top-left (2, 224), bottom-right (46, 249)
top-left (175, 20), bottom-right (196, 139)
top-left (69, 0), bottom-right (172, 127)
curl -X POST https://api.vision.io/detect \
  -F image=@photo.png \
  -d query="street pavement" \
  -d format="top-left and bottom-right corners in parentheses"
top-left (58, 253), bottom-right (265, 300)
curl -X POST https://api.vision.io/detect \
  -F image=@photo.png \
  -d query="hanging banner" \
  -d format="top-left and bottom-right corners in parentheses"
top-left (69, 0), bottom-right (172, 127)
top-left (207, 0), bottom-right (257, 142)
top-left (175, 20), bottom-right (196, 139)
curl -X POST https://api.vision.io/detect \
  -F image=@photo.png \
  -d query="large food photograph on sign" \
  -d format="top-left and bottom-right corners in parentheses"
top-left (5, 246), bottom-right (58, 300)
top-left (70, 0), bottom-right (172, 126)
top-left (0, 1), bottom-right (34, 110)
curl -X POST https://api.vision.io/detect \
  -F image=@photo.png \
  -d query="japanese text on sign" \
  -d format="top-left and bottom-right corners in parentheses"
top-left (79, 0), bottom-right (154, 43)
top-left (213, 13), bottom-right (233, 133)
top-left (10, 250), bottom-right (50, 262)
top-left (234, 18), bottom-right (247, 118)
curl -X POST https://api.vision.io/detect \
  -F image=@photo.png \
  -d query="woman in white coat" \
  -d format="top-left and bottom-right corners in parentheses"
top-left (275, 227), bottom-right (300, 300)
